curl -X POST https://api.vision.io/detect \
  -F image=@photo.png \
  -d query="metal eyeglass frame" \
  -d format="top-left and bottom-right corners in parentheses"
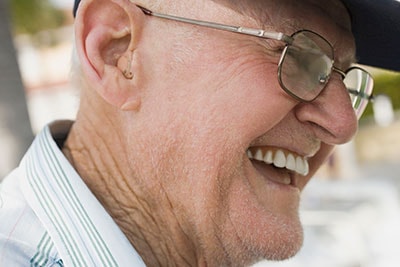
top-left (135, 4), bottom-right (374, 105)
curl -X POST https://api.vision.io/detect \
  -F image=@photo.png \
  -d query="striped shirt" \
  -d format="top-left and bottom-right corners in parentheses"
top-left (0, 121), bottom-right (146, 266)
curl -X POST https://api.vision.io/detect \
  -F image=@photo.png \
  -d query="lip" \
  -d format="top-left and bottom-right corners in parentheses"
top-left (243, 146), bottom-right (304, 216)
top-left (250, 159), bottom-right (299, 188)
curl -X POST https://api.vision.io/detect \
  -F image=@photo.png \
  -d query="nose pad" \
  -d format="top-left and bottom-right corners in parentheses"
top-left (318, 73), bottom-right (330, 84)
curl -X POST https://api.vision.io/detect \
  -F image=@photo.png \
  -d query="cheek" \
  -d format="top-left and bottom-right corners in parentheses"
top-left (181, 63), bottom-right (294, 146)
top-left (143, 33), bottom-right (295, 145)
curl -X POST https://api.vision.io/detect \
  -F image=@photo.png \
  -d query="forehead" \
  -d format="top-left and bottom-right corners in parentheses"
top-left (211, 0), bottom-right (355, 65)
top-left (211, 0), bottom-right (350, 28)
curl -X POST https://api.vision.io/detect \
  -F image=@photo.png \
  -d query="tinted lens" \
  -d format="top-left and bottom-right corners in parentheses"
top-left (279, 30), bottom-right (334, 101)
top-left (344, 67), bottom-right (374, 118)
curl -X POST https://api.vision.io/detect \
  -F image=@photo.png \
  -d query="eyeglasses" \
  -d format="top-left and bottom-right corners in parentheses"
top-left (135, 4), bottom-right (374, 118)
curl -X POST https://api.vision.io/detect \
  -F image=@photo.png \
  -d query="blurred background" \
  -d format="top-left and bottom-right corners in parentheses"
top-left (1, 0), bottom-right (400, 266)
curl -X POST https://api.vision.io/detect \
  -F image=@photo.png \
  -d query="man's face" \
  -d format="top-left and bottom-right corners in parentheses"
top-left (126, 0), bottom-right (357, 265)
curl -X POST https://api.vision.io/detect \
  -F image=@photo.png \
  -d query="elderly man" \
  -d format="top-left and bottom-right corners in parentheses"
top-left (1, 0), bottom-right (400, 266)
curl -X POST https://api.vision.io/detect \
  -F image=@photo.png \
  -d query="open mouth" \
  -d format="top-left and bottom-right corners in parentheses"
top-left (247, 147), bottom-right (309, 178)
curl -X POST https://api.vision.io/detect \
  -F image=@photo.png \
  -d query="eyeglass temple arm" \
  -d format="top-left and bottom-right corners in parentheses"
top-left (348, 89), bottom-right (375, 101)
top-left (332, 67), bottom-right (374, 102)
top-left (136, 5), bottom-right (294, 44)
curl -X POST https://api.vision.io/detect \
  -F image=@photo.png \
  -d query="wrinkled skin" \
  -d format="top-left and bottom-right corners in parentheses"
top-left (66, 0), bottom-right (357, 266)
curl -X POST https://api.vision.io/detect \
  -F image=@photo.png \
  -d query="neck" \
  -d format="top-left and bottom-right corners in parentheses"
top-left (62, 111), bottom-right (202, 266)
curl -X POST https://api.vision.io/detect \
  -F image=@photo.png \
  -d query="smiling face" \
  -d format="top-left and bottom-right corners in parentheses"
top-left (122, 0), bottom-right (357, 265)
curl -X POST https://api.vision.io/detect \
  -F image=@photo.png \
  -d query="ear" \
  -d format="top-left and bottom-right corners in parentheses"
top-left (74, 0), bottom-right (145, 110)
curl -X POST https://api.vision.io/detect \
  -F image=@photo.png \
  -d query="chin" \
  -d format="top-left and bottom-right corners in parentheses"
top-left (263, 230), bottom-right (304, 261)
top-left (253, 219), bottom-right (304, 262)
top-left (220, 204), bottom-right (304, 267)
top-left (223, 230), bottom-right (304, 267)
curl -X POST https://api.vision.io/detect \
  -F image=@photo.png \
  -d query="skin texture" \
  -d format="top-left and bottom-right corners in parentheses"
top-left (65, 0), bottom-right (357, 266)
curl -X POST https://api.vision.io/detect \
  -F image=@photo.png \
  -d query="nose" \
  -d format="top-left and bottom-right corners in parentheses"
top-left (294, 77), bottom-right (358, 144)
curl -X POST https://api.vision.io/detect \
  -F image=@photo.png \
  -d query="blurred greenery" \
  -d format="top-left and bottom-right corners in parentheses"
top-left (363, 70), bottom-right (400, 118)
top-left (9, 0), bottom-right (66, 35)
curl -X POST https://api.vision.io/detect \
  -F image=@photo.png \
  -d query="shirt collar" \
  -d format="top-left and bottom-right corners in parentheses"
top-left (20, 121), bottom-right (146, 267)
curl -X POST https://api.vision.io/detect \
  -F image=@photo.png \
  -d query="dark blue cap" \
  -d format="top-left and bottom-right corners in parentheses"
top-left (73, 0), bottom-right (80, 17)
top-left (73, 0), bottom-right (400, 71)
top-left (342, 0), bottom-right (400, 71)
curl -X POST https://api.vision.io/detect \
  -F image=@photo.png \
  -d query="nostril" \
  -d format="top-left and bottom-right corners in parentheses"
top-left (294, 81), bottom-right (359, 144)
top-left (308, 118), bottom-right (357, 145)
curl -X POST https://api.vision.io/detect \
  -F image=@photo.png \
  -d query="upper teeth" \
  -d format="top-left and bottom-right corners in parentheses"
top-left (247, 148), bottom-right (309, 176)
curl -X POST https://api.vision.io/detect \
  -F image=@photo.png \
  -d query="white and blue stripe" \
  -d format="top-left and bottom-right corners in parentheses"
top-left (1, 122), bottom-right (146, 266)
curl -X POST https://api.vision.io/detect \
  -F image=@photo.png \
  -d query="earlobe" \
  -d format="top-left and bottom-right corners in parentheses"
top-left (74, 0), bottom-right (145, 110)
